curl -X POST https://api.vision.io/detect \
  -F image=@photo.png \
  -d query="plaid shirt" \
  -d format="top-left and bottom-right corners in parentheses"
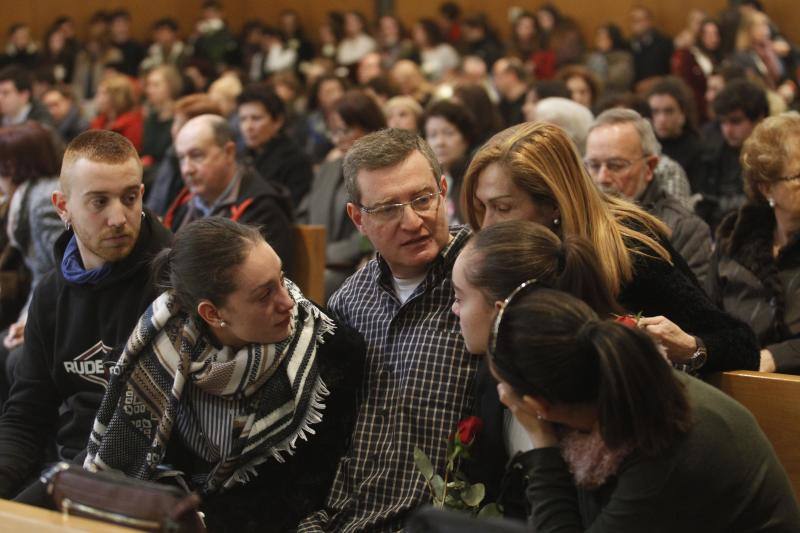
top-left (298, 226), bottom-right (479, 532)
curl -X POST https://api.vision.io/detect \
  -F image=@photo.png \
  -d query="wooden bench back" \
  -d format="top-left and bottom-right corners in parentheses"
top-left (290, 225), bottom-right (326, 304)
top-left (710, 370), bottom-right (800, 500)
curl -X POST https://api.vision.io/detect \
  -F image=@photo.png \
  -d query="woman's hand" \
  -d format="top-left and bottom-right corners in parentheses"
top-left (759, 349), bottom-right (777, 373)
top-left (497, 382), bottom-right (558, 448)
top-left (637, 315), bottom-right (696, 363)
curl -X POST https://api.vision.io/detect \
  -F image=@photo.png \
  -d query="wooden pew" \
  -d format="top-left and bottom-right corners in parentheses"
top-left (0, 498), bottom-right (137, 532)
top-left (709, 371), bottom-right (800, 500)
top-left (291, 225), bottom-right (326, 304)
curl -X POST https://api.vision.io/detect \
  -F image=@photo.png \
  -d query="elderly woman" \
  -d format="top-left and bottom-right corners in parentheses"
top-left (85, 217), bottom-right (364, 531)
top-left (462, 122), bottom-right (759, 374)
top-left (90, 74), bottom-right (143, 152)
top-left (709, 114), bottom-right (800, 374)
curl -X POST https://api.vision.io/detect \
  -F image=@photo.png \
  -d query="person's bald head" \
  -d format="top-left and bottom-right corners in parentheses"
top-left (174, 114), bottom-right (238, 205)
top-left (60, 129), bottom-right (141, 196)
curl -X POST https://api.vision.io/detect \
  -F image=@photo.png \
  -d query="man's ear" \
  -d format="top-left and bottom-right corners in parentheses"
top-left (52, 189), bottom-right (69, 223)
top-left (223, 140), bottom-right (237, 160)
top-left (644, 154), bottom-right (659, 183)
top-left (346, 202), bottom-right (366, 234)
top-left (439, 175), bottom-right (448, 196)
top-left (197, 300), bottom-right (222, 328)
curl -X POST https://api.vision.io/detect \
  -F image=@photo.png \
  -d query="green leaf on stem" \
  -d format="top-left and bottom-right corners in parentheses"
top-left (461, 483), bottom-right (485, 507)
top-left (431, 475), bottom-right (445, 501)
top-left (413, 447), bottom-right (434, 481)
top-left (477, 502), bottom-right (503, 518)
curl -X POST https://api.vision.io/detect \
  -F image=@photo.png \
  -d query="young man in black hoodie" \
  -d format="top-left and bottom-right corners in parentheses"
top-left (0, 130), bottom-right (172, 501)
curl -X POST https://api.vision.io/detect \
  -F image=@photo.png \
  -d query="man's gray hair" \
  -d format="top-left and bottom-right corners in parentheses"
top-left (343, 128), bottom-right (443, 204)
top-left (589, 108), bottom-right (662, 156)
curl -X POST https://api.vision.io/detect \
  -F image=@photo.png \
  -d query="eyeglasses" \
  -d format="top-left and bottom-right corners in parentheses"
top-left (584, 155), bottom-right (647, 175)
top-left (487, 278), bottom-right (539, 360)
top-left (359, 190), bottom-right (442, 223)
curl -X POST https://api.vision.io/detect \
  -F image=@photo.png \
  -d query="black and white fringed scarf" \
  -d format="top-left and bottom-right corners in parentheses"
top-left (84, 279), bottom-right (335, 494)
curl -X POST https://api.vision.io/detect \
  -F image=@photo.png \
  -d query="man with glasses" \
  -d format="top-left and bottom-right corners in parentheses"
top-left (586, 108), bottom-right (712, 285)
top-left (298, 128), bottom-right (478, 532)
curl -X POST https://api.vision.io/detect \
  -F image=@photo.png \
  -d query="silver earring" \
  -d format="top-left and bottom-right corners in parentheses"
top-left (64, 219), bottom-right (71, 230)
top-left (553, 217), bottom-right (560, 226)
top-left (141, 211), bottom-right (146, 218)
top-left (219, 321), bottom-right (227, 328)
top-left (768, 197), bottom-right (775, 208)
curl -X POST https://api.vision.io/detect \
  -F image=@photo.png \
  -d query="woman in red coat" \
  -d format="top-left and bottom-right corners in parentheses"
top-left (90, 74), bottom-right (143, 152)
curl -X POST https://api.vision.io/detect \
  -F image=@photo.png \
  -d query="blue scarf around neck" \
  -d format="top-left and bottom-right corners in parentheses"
top-left (61, 234), bottom-right (113, 285)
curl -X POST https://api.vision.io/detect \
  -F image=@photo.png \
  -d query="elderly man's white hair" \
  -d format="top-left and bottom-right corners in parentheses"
top-left (532, 97), bottom-right (595, 155)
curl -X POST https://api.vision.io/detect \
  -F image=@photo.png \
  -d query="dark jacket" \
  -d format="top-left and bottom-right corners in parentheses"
top-left (145, 146), bottom-right (182, 216)
top-left (243, 130), bottom-right (313, 210)
top-left (54, 104), bottom-right (88, 143)
top-left (658, 130), bottom-right (703, 185)
top-left (199, 321), bottom-right (365, 532)
top-left (631, 29), bottom-right (674, 82)
top-left (709, 204), bottom-right (800, 374)
top-left (639, 180), bottom-right (712, 287)
top-left (693, 136), bottom-right (746, 230)
top-left (164, 165), bottom-right (295, 272)
top-left (523, 373), bottom-right (800, 533)
top-left (0, 211), bottom-right (171, 497)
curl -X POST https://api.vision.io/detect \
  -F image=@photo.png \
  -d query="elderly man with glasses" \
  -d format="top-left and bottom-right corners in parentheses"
top-left (585, 108), bottom-right (712, 286)
top-left (298, 128), bottom-right (478, 532)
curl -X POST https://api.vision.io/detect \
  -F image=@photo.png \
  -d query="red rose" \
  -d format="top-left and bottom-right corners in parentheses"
top-left (614, 315), bottom-right (638, 329)
top-left (457, 416), bottom-right (483, 444)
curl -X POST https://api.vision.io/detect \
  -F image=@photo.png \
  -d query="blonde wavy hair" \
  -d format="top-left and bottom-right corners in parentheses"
top-left (461, 122), bottom-right (671, 295)
top-left (741, 113), bottom-right (800, 203)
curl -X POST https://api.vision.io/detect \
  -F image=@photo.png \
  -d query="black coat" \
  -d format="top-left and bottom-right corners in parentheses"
top-left (244, 131), bottom-right (313, 210)
top-left (709, 204), bottom-right (800, 373)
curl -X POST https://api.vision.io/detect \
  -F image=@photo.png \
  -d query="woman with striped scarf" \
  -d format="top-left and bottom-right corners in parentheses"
top-left (85, 217), bottom-right (364, 532)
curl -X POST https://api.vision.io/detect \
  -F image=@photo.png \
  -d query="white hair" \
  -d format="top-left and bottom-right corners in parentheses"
top-left (532, 97), bottom-right (595, 155)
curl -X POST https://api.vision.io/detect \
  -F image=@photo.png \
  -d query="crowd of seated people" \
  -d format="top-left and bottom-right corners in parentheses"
top-left (0, 1), bottom-right (797, 532)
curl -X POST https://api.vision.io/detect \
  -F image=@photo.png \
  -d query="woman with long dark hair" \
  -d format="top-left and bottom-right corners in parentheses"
top-left (487, 287), bottom-right (799, 531)
top-left (85, 217), bottom-right (364, 531)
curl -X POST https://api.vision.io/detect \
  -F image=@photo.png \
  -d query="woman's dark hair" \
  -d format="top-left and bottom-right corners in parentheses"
top-left (464, 220), bottom-right (621, 317)
top-left (453, 83), bottom-right (504, 141)
top-left (646, 76), bottom-right (698, 132)
top-left (335, 89), bottom-right (386, 132)
top-left (416, 19), bottom-right (444, 47)
top-left (237, 83), bottom-right (286, 120)
top-left (151, 218), bottom-right (264, 316)
top-left (601, 23), bottom-right (629, 51)
top-left (307, 74), bottom-right (348, 112)
top-left (422, 99), bottom-right (478, 148)
top-left (492, 288), bottom-right (691, 456)
top-left (0, 122), bottom-right (60, 184)
top-left (696, 18), bottom-right (722, 62)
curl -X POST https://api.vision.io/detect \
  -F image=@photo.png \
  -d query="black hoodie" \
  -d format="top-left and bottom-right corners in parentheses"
top-left (0, 210), bottom-right (172, 497)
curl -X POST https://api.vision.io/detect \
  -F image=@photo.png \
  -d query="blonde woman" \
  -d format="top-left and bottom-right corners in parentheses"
top-left (461, 121), bottom-right (758, 374)
top-left (90, 74), bottom-right (142, 151)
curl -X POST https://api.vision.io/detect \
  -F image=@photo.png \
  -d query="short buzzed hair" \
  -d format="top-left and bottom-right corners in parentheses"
top-left (590, 108), bottom-right (662, 156)
top-left (343, 128), bottom-right (442, 204)
top-left (60, 130), bottom-right (141, 194)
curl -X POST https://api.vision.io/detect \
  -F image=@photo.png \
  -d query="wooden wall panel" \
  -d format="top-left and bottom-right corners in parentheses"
top-left (0, 0), bottom-right (797, 57)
